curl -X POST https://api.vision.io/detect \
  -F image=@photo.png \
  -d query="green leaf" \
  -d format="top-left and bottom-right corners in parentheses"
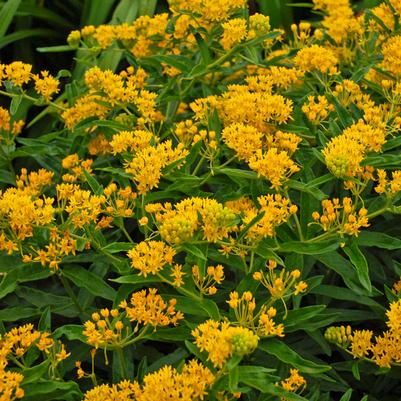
top-left (180, 243), bottom-right (207, 261)
top-left (356, 231), bottom-right (401, 250)
top-left (343, 242), bottom-right (371, 292)
top-left (83, 169), bottom-right (103, 195)
top-left (259, 338), bottom-right (331, 375)
top-left (215, 167), bottom-right (259, 180)
top-left (21, 360), bottom-right (50, 385)
top-left (0, 29), bottom-right (59, 49)
top-left (111, 274), bottom-right (163, 284)
top-left (314, 251), bottom-right (368, 294)
top-left (287, 179), bottom-right (327, 201)
top-left (102, 242), bottom-right (133, 254)
top-left (279, 239), bottom-right (340, 255)
top-left (21, 380), bottom-right (82, 401)
top-left (0, 264), bottom-right (50, 300)
top-left (37, 45), bottom-right (74, 53)
top-left (339, 389), bottom-right (353, 401)
top-left (53, 324), bottom-right (87, 342)
top-left (0, 0), bottom-right (21, 38)
top-left (284, 306), bottom-right (326, 332)
top-left (62, 265), bottom-right (116, 301)
top-left (0, 307), bottom-right (39, 321)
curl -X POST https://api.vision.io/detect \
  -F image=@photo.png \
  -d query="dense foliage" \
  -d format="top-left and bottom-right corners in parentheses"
top-left (1, 0), bottom-right (401, 400)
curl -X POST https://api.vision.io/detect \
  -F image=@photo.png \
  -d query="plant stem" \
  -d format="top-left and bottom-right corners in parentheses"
top-left (59, 273), bottom-right (85, 316)
top-left (116, 347), bottom-right (128, 379)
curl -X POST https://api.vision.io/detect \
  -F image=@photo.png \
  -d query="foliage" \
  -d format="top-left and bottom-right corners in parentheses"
top-left (1, 0), bottom-right (401, 400)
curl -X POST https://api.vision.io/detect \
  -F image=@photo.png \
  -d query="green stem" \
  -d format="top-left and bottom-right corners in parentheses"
top-left (115, 347), bottom-right (128, 379)
top-left (59, 274), bottom-right (86, 316)
top-left (192, 154), bottom-right (206, 176)
top-left (119, 223), bottom-right (134, 244)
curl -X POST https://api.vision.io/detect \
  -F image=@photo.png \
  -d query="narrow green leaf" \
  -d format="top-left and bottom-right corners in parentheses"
top-left (259, 338), bottom-right (331, 374)
top-left (62, 265), bottom-right (116, 301)
top-left (0, 0), bottom-right (21, 38)
top-left (343, 243), bottom-right (371, 292)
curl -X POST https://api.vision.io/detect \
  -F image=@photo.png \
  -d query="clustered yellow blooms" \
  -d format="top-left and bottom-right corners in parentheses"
top-left (110, 130), bottom-right (153, 154)
top-left (0, 106), bottom-right (24, 144)
top-left (322, 120), bottom-right (386, 178)
top-left (277, 369), bottom-right (307, 399)
top-left (302, 95), bottom-right (335, 124)
top-left (82, 359), bottom-right (214, 401)
top-left (224, 194), bottom-right (298, 247)
top-left (0, 324), bottom-right (69, 400)
top-left (312, 0), bottom-right (362, 44)
top-left (146, 198), bottom-right (236, 244)
top-left (62, 66), bottom-right (157, 130)
top-left (375, 169), bottom-right (401, 197)
top-left (0, 187), bottom-right (54, 241)
top-left (253, 260), bottom-right (308, 301)
top-left (127, 241), bottom-right (176, 276)
top-left (192, 320), bottom-right (259, 368)
top-left (192, 264), bottom-right (225, 295)
top-left (61, 153), bottom-right (93, 182)
top-left (124, 140), bottom-right (188, 195)
top-left (294, 45), bottom-right (339, 75)
top-left (83, 289), bottom-right (183, 349)
top-left (227, 291), bottom-right (284, 337)
top-left (325, 299), bottom-right (401, 367)
top-left (312, 197), bottom-right (369, 236)
top-left (0, 61), bottom-right (59, 101)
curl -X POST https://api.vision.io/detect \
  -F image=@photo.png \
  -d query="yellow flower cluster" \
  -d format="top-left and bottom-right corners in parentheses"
top-left (62, 66), bottom-right (155, 129)
top-left (110, 130), bottom-right (153, 154)
top-left (326, 299), bottom-right (401, 367)
top-left (322, 120), bottom-right (386, 178)
top-left (380, 35), bottom-right (401, 78)
top-left (169, 0), bottom-right (247, 22)
top-left (61, 153), bottom-right (93, 182)
top-left (225, 194), bottom-right (298, 243)
top-left (24, 228), bottom-right (76, 271)
top-left (125, 140), bottom-right (188, 194)
top-left (0, 324), bottom-right (69, 400)
top-left (312, 0), bottom-right (362, 44)
top-left (192, 264), bottom-right (225, 295)
top-left (249, 148), bottom-right (300, 189)
top-left (83, 289), bottom-right (183, 349)
top-left (312, 197), bottom-right (369, 236)
top-left (0, 62), bottom-right (59, 101)
top-left (192, 320), bottom-right (259, 368)
top-left (302, 95), bottom-right (334, 124)
top-left (62, 188), bottom-right (105, 229)
top-left (147, 197), bottom-right (236, 244)
top-left (33, 70), bottom-right (60, 102)
top-left (122, 288), bottom-right (183, 328)
top-left (217, 83), bottom-right (294, 131)
top-left (277, 369), bottom-right (307, 397)
top-left (294, 45), bottom-right (338, 75)
top-left (127, 241), bottom-right (176, 277)
top-left (227, 290), bottom-right (284, 337)
top-left (83, 360), bottom-right (214, 401)
top-left (0, 188), bottom-right (54, 240)
top-left (0, 106), bottom-right (24, 142)
top-left (221, 18), bottom-right (248, 50)
top-left (375, 169), bottom-right (401, 197)
top-left (253, 259), bottom-right (308, 300)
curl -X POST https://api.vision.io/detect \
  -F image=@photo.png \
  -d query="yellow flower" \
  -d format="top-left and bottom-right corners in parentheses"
top-left (248, 148), bottom-right (299, 189)
top-left (127, 241), bottom-right (176, 276)
top-left (5, 61), bottom-right (32, 86)
top-left (294, 44), bottom-right (338, 74)
top-left (33, 71), bottom-right (60, 102)
top-left (192, 320), bottom-right (258, 368)
top-left (221, 18), bottom-right (247, 50)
